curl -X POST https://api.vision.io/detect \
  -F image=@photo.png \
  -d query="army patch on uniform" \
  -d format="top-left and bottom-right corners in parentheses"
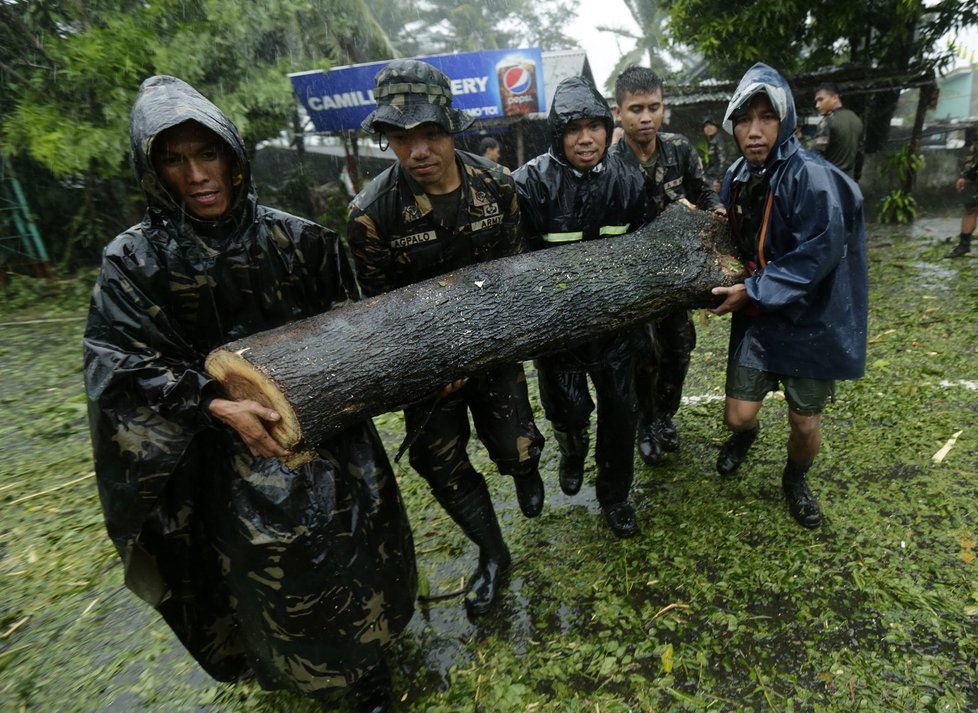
top-left (391, 231), bottom-right (438, 249)
top-left (470, 215), bottom-right (503, 232)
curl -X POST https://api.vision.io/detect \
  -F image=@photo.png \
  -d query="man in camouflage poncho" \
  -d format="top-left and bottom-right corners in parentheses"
top-left (83, 75), bottom-right (415, 713)
top-left (611, 66), bottom-right (725, 467)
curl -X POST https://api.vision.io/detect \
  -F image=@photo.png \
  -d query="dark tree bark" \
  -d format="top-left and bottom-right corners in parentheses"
top-left (205, 205), bottom-right (739, 462)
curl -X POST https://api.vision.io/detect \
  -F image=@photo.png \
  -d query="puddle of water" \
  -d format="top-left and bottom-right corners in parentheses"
top-left (911, 259), bottom-right (959, 292)
top-left (871, 217), bottom-right (960, 244)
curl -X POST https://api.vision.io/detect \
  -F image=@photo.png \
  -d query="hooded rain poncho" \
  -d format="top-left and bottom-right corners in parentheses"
top-left (83, 75), bottom-right (416, 694)
top-left (719, 63), bottom-right (868, 381)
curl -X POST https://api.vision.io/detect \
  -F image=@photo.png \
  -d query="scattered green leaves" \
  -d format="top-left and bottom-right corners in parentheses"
top-left (2, 217), bottom-right (977, 710)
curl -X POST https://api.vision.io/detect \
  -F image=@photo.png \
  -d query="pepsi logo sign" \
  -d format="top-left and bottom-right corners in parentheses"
top-left (502, 66), bottom-right (533, 95)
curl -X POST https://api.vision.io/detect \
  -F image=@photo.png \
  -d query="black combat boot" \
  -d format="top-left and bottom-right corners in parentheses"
top-left (435, 482), bottom-right (511, 616)
top-left (946, 233), bottom-right (972, 258)
top-left (782, 460), bottom-right (821, 528)
top-left (716, 424), bottom-right (760, 476)
top-left (552, 428), bottom-right (589, 495)
top-left (511, 466), bottom-right (545, 518)
top-left (656, 415), bottom-right (680, 452)
top-left (636, 415), bottom-right (665, 465)
top-left (601, 501), bottom-right (638, 538)
top-left (347, 659), bottom-right (393, 713)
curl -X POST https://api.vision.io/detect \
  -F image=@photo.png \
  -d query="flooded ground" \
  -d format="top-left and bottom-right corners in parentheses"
top-left (1, 217), bottom-right (976, 711)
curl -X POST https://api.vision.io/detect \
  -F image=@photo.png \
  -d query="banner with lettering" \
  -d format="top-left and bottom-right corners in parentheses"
top-left (289, 48), bottom-right (546, 133)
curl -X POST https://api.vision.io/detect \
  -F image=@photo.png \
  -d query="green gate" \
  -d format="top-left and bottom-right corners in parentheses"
top-left (1, 154), bottom-right (52, 278)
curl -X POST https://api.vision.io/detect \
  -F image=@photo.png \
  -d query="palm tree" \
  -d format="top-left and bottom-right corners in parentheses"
top-left (599, 0), bottom-right (706, 91)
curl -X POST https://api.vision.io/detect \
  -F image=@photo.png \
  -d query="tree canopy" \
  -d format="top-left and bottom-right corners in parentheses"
top-left (662, 0), bottom-right (978, 80)
top-left (366, 0), bottom-right (577, 57)
top-left (0, 0), bottom-right (398, 263)
top-left (1, 0), bottom-right (396, 177)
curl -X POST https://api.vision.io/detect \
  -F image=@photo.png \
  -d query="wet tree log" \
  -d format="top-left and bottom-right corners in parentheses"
top-left (205, 204), bottom-right (740, 462)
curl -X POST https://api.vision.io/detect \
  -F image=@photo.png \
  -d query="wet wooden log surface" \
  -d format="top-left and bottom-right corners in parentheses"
top-left (205, 205), bottom-right (739, 460)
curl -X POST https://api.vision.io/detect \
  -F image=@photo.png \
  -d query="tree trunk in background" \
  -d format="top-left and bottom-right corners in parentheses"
top-left (903, 75), bottom-right (938, 197)
top-left (205, 205), bottom-right (740, 463)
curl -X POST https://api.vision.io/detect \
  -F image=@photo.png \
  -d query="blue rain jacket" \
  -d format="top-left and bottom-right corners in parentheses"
top-left (719, 63), bottom-right (868, 381)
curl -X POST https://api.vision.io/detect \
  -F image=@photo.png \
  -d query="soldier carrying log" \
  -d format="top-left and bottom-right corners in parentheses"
top-left (347, 59), bottom-right (546, 617)
top-left (710, 63), bottom-right (868, 528)
top-left (513, 76), bottom-right (647, 538)
top-left (610, 66), bottom-right (726, 468)
top-left (82, 75), bottom-right (415, 713)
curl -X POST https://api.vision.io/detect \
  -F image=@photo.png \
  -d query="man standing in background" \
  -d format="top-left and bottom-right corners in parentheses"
top-left (814, 82), bottom-right (864, 180)
top-left (478, 136), bottom-right (502, 164)
top-left (946, 130), bottom-right (977, 258)
top-left (702, 117), bottom-right (729, 193)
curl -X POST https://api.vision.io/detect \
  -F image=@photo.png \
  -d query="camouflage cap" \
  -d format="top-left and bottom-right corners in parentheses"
top-left (361, 59), bottom-right (474, 134)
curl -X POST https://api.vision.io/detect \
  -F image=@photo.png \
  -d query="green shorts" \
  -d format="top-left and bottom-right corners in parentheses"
top-left (725, 364), bottom-right (835, 416)
top-left (964, 180), bottom-right (978, 211)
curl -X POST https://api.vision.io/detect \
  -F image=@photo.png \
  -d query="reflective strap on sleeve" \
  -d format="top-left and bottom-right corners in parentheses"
top-left (598, 224), bottom-right (629, 236)
top-left (543, 231), bottom-right (584, 243)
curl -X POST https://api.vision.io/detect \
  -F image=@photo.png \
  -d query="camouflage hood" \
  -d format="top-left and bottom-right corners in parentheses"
top-left (129, 75), bottom-right (256, 228)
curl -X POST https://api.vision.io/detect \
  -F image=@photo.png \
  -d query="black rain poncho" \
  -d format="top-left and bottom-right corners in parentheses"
top-left (83, 75), bottom-right (416, 694)
top-left (513, 75), bottom-right (647, 368)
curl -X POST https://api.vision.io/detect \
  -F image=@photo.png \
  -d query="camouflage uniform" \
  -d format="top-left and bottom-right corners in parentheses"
top-left (703, 132), bottom-right (730, 187)
top-left (349, 58), bottom-right (544, 617)
top-left (613, 131), bottom-right (722, 223)
top-left (348, 150), bottom-right (543, 492)
top-left (83, 76), bottom-right (416, 695)
top-left (610, 133), bottom-right (722, 463)
top-left (961, 137), bottom-right (978, 210)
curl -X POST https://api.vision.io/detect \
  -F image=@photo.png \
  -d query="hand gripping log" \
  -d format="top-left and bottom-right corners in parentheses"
top-left (205, 204), bottom-right (741, 464)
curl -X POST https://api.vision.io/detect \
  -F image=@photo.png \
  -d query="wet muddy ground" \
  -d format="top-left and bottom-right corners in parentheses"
top-left (1, 217), bottom-right (976, 711)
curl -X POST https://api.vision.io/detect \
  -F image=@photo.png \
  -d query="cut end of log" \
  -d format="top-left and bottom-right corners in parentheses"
top-left (204, 348), bottom-right (304, 454)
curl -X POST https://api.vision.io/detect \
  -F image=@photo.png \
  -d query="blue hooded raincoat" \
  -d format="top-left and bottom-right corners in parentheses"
top-left (720, 63), bottom-right (868, 381)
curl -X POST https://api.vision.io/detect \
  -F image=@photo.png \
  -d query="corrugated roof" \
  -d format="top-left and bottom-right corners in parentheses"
top-left (663, 66), bottom-right (936, 107)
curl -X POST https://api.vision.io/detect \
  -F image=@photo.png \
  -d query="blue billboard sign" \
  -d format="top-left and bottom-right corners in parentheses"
top-left (289, 48), bottom-right (546, 133)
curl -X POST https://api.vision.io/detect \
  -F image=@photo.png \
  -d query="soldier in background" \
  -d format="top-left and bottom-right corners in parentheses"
top-left (478, 136), bottom-right (502, 164)
top-left (946, 130), bottom-right (977, 258)
top-left (348, 59), bottom-right (545, 617)
top-left (83, 75), bottom-right (416, 713)
top-left (702, 117), bottom-right (729, 193)
top-left (814, 82), bottom-right (864, 180)
top-left (611, 66), bottom-right (725, 467)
